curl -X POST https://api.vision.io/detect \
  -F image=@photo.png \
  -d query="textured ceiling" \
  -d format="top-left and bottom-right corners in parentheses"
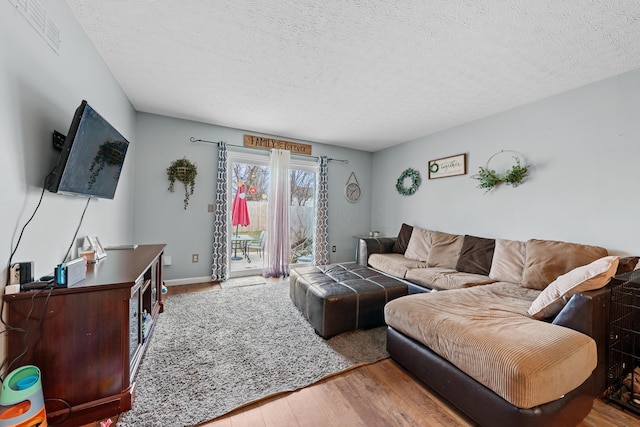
top-left (64, 1), bottom-right (640, 152)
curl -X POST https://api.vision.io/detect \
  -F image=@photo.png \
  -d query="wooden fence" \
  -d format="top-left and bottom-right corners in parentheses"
top-left (238, 202), bottom-right (313, 242)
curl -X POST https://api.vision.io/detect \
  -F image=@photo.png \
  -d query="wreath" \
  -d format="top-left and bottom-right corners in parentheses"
top-left (472, 151), bottom-right (529, 193)
top-left (396, 168), bottom-right (422, 196)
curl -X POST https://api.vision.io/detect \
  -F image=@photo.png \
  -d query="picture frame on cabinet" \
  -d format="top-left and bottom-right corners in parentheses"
top-left (85, 235), bottom-right (107, 259)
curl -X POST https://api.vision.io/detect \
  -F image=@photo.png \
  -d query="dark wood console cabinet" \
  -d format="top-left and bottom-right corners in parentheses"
top-left (3, 244), bottom-right (165, 426)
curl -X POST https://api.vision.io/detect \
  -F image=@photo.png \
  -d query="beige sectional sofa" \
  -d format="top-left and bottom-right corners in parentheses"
top-left (357, 223), bottom-right (638, 427)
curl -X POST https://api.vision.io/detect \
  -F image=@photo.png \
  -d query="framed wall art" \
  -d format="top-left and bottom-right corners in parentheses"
top-left (428, 153), bottom-right (467, 179)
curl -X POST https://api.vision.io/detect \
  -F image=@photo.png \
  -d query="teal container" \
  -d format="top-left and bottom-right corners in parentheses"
top-left (0, 365), bottom-right (47, 427)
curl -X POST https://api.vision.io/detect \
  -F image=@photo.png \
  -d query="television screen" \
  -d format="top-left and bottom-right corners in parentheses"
top-left (48, 100), bottom-right (129, 199)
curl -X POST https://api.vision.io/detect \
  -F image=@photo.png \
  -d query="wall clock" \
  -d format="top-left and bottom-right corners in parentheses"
top-left (345, 172), bottom-right (361, 203)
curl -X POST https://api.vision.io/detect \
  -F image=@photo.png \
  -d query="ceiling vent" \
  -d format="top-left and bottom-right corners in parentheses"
top-left (8, 0), bottom-right (60, 54)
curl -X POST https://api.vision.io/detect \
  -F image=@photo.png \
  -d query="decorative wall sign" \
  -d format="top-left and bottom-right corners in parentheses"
top-left (243, 134), bottom-right (312, 155)
top-left (428, 153), bottom-right (467, 179)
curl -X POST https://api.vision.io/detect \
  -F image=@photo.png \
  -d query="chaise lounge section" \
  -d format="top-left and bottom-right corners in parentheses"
top-left (356, 223), bottom-right (638, 426)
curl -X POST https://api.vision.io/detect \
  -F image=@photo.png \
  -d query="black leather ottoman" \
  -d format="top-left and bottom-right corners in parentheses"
top-left (289, 263), bottom-right (408, 338)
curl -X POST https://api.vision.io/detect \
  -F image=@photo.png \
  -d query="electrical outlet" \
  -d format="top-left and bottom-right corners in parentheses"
top-left (192, 254), bottom-right (199, 263)
top-left (9, 264), bottom-right (20, 285)
top-left (207, 204), bottom-right (214, 212)
top-left (332, 245), bottom-right (336, 253)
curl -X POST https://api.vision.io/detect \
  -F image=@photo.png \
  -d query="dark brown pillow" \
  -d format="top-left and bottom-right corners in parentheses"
top-left (616, 256), bottom-right (640, 275)
top-left (392, 223), bottom-right (413, 254)
top-left (455, 235), bottom-right (496, 276)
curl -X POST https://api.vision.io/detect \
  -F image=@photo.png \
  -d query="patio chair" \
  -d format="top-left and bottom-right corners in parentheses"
top-left (247, 231), bottom-right (266, 257)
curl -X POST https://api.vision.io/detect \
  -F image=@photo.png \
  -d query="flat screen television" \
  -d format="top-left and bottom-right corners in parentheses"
top-left (47, 100), bottom-right (130, 199)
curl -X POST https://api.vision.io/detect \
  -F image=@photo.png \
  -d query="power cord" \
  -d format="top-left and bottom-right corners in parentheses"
top-left (1, 169), bottom-right (90, 381)
top-left (0, 287), bottom-right (53, 381)
top-left (4, 169), bottom-right (54, 290)
top-left (0, 169), bottom-right (54, 356)
top-left (45, 397), bottom-right (72, 426)
top-left (60, 197), bottom-right (91, 263)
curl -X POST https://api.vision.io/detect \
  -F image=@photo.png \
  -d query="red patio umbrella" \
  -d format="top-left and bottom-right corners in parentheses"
top-left (231, 183), bottom-right (250, 236)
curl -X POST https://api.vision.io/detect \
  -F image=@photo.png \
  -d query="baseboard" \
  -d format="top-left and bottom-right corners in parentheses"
top-left (164, 276), bottom-right (213, 286)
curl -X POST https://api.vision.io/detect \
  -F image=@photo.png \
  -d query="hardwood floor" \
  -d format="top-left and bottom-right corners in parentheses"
top-left (83, 281), bottom-right (640, 427)
top-left (201, 358), bottom-right (640, 427)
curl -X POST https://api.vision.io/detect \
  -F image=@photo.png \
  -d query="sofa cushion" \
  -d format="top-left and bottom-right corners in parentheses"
top-left (385, 282), bottom-right (597, 409)
top-left (520, 239), bottom-right (608, 290)
top-left (616, 256), bottom-right (640, 274)
top-left (489, 239), bottom-right (526, 284)
top-left (427, 231), bottom-right (464, 268)
top-left (405, 268), bottom-right (495, 291)
top-left (368, 253), bottom-right (427, 279)
top-left (392, 223), bottom-right (414, 254)
top-left (404, 227), bottom-right (433, 262)
top-left (456, 235), bottom-right (496, 275)
top-left (528, 256), bottom-right (619, 319)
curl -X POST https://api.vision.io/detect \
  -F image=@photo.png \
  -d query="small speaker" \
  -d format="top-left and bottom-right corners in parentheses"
top-left (65, 257), bottom-right (87, 287)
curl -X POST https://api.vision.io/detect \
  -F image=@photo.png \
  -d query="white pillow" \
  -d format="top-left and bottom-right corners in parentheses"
top-left (528, 256), bottom-right (619, 319)
top-left (403, 228), bottom-right (433, 262)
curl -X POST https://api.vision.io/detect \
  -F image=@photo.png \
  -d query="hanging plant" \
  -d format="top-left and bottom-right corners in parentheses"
top-left (88, 139), bottom-right (128, 188)
top-left (167, 157), bottom-right (198, 209)
top-left (396, 168), bottom-right (422, 196)
top-left (472, 151), bottom-right (529, 193)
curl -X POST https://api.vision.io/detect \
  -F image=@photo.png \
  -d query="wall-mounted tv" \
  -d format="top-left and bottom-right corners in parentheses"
top-left (47, 100), bottom-right (130, 199)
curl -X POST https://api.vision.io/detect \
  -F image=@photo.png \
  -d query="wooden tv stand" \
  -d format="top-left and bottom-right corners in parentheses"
top-left (3, 244), bottom-right (165, 426)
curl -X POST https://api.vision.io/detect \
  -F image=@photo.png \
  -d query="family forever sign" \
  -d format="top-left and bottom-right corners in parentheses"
top-left (244, 134), bottom-right (312, 155)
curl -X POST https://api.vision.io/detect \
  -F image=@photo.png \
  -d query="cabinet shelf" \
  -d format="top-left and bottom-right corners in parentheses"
top-left (4, 244), bottom-right (165, 427)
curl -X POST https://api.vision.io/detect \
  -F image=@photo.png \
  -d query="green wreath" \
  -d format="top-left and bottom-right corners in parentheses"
top-left (396, 168), bottom-right (422, 196)
top-left (472, 154), bottom-right (529, 193)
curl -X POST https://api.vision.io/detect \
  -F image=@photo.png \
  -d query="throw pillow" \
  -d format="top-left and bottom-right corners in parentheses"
top-left (392, 223), bottom-right (414, 254)
top-left (455, 235), bottom-right (496, 276)
top-left (520, 239), bottom-right (608, 290)
top-left (528, 255), bottom-right (619, 319)
top-left (488, 239), bottom-right (527, 284)
top-left (616, 256), bottom-right (640, 275)
top-left (427, 231), bottom-right (464, 269)
top-left (403, 227), bottom-right (432, 262)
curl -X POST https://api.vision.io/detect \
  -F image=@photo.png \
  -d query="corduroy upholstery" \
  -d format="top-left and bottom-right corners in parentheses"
top-left (385, 282), bottom-right (597, 409)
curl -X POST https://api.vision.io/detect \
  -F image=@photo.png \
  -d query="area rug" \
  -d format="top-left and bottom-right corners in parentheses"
top-left (219, 275), bottom-right (265, 289)
top-left (117, 282), bottom-right (388, 427)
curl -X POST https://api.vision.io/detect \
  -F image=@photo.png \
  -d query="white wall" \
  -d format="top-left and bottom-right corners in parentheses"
top-left (0, 1), bottom-right (136, 285)
top-left (133, 113), bottom-right (373, 280)
top-left (372, 69), bottom-right (640, 255)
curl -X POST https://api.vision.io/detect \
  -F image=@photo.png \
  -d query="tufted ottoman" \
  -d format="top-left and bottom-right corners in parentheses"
top-left (290, 263), bottom-right (409, 338)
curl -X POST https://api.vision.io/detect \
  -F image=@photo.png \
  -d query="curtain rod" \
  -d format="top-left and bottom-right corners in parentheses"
top-left (189, 137), bottom-right (348, 164)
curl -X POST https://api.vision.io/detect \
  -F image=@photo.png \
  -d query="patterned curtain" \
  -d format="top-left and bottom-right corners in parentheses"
top-left (211, 141), bottom-right (228, 281)
top-left (264, 149), bottom-right (291, 277)
top-left (313, 156), bottom-right (330, 266)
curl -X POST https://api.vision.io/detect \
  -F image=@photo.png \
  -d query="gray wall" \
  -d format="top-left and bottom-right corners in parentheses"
top-left (372, 68), bottom-right (640, 255)
top-left (133, 113), bottom-right (373, 280)
top-left (0, 0), bottom-right (136, 280)
top-left (1, 1), bottom-right (136, 359)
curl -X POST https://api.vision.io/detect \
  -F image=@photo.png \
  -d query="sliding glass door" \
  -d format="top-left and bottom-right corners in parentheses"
top-left (228, 151), bottom-right (317, 277)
